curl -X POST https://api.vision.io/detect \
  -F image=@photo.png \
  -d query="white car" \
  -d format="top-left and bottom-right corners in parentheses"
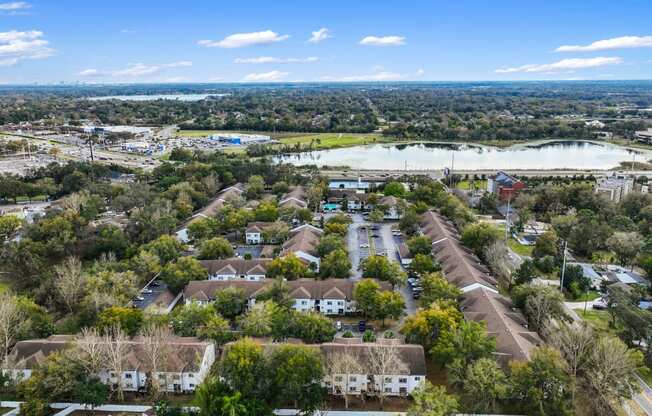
top-left (360, 243), bottom-right (370, 248)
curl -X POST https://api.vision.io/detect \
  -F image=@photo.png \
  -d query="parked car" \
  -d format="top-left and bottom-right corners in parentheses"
top-left (358, 320), bottom-right (366, 332)
top-left (412, 292), bottom-right (421, 299)
top-left (335, 321), bottom-right (342, 331)
top-left (592, 298), bottom-right (608, 310)
top-left (134, 296), bottom-right (145, 301)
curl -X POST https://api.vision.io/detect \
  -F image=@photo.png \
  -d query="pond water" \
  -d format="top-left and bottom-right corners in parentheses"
top-left (275, 140), bottom-right (651, 170)
top-left (87, 93), bottom-right (229, 101)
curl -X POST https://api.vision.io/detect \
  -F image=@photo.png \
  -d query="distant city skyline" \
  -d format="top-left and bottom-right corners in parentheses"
top-left (0, 0), bottom-right (651, 83)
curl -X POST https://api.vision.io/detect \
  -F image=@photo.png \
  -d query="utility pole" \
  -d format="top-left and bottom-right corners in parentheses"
top-left (504, 196), bottom-right (511, 241)
top-left (559, 240), bottom-right (568, 293)
top-left (88, 134), bottom-right (95, 162)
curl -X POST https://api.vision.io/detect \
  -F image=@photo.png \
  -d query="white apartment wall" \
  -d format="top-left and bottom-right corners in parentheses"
top-left (327, 373), bottom-right (424, 396)
top-left (246, 232), bottom-right (262, 244)
top-left (209, 273), bottom-right (265, 281)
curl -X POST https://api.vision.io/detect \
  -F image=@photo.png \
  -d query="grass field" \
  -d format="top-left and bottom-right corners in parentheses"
top-left (507, 238), bottom-right (534, 257)
top-left (176, 130), bottom-right (392, 151)
top-left (568, 290), bottom-right (600, 302)
top-left (576, 309), bottom-right (618, 337)
top-left (455, 179), bottom-right (487, 190)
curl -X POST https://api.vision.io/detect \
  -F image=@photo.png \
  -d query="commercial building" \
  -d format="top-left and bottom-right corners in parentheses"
top-left (635, 128), bottom-right (652, 143)
top-left (594, 175), bottom-right (634, 202)
top-left (487, 171), bottom-right (526, 201)
top-left (208, 133), bottom-right (271, 145)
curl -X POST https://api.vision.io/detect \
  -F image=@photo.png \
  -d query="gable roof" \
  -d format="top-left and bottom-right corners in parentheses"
top-left (279, 186), bottom-right (308, 208)
top-left (200, 258), bottom-right (272, 276)
top-left (245, 222), bottom-right (274, 234)
top-left (281, 226), bottom-right (322, 257)
top-left (461, 288), bottom-right (541, 363)
top-left (320, 342), bottom-right (426, 375)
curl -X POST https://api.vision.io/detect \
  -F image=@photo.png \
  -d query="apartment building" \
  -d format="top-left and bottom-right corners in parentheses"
top-left (200, 258), bottom-right (272, 281)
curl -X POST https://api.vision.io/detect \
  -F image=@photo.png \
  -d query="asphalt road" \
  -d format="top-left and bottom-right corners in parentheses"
top-left (347, 213), bottom-right (364, 280)
top-left (634, 375), bottom-right (652, 416)
top-left (378, 222), bottom-right (417, 315)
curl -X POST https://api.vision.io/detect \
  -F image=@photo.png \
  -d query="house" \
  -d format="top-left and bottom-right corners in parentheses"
top-left (279, 186), bottom-right (308, 210)
top-left (176, 183), bottom-right (245, 243)
top-left (487, 171), bottom-right (526, 201)
top-left (200, 258), bottom-right (272, 281)
top-left (5, 335), bottom-right (215, 393)
top-left (327, 189), bottom-right (373, 212)
top-left (321, 340), bottom-right (426, 397)
top-left (461, 288), bottom-right (542, 364)
top-left (397, 243), bottom-right (413, 266)
top-left (378, 196), bottom-right (402, 220)
top-left (281, 224), bottom-right (324, 269)
top-left (594, 175), bottom-right (634, 202)
top-left (184, 278), bottom-right (391, 315)
top-left (418, 210), bottom-right (541, 363)
top-left (635, 128), bottom-right (652, 143)
top-left (245, 222), bottom-right (275, 244)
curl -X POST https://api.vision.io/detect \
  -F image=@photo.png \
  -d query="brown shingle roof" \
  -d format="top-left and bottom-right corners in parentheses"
top-left (433, 238), bottom-right (497, 290)
top-left (461, 288), bottom-right (541, 363)
top-left (321, 342), bottom-right (426, 375)
top-left (245, 221), bottom-right (274, 234)
top-left (200, 258), bottom-right (272, 276)
top-left (279, 186), bottom-right (308, 208)
top-left (281, 226), bottom-right (323, 257)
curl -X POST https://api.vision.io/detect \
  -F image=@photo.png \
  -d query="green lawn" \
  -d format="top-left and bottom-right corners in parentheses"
top-left (567, 290), bottom-right (600, 302)
top-left (455, 179), bottom-right (487, 191)
top-left (0, 282), bottom-right (10, 294)
top-left (507, 238), bottom-right (534, 257)
top-left (575, 309), bottom-right (618, 338)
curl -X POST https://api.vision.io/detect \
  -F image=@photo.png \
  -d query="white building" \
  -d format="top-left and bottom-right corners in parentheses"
top-left (200, 258), bottom-right (271, 281)
top-left (184, 278), bottom-right (392, 316)
top-left (635, 128), bottom-right (652, 143)
top-left (5, 335), bottom-right (215, 394)
top-left (245, 222), bottom-right (275, 245)
top-left (595, 175), bottom-right (634, 202)
top-left (280, 224), bottom-right (324, 270)
top-left (379, 196), bottom-right (402, 220)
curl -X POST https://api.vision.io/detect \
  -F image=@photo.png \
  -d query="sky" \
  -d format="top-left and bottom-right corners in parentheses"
top-left (0, 0), bottom-right (651, 84)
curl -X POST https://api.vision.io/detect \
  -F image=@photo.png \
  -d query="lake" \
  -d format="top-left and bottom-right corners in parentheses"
top-left (275, 140), bottom-right (651, 170)
top-left (87, 93), bottom-right (229, 102)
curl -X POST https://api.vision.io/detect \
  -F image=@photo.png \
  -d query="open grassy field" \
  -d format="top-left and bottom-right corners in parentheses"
top-left (456, 179), bottom-right (487, 190)
top-left (176, 130), bottom-right (393, 151)
top-left (507, 238), bottom-right (534, 257)
top-left (576, 309), bottom-right (618, 338)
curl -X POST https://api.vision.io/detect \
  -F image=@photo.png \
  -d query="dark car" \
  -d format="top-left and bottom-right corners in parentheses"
top-left (358, 320), bottom-right (366, 332)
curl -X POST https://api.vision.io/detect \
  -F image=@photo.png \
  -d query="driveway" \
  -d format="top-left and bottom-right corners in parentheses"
top-left (347, 213), bottom-right (365, 280)
top-left (634, 375), bottom-right (652, 416)
top-left (379, 222), bottom-right (417, 316)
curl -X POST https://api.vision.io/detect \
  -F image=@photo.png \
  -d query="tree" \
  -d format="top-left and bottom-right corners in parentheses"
top-left (521, 285), bottom-right (567, 331)
top-left (254, 200), bottom-right (279, 222)
top-left (97, 306), bottom-right (144, 336)
top-left (261, 221), bottom-right (289, 243)
top-left (368, 344), bottom-right (409, 408)
top-left (399, 208), bottom-right (419, 235)
top-left (419, 272), bottom-right (462, 306)
top-left (513, 259), bottom-right (538, 286)
top-left (140, 323), bottom-right (172, 397)
top-left (268, 345), bottom-right (325, 412)
top-left (266, 254), bottom-right (309, 280)
top-left (462, 358), bottom-right (508, 413)
top-left (102, 325), bottom-right (129, 401)
top-left (316, 234), bottom-right (345, 258)
top-left (220, 338), bottom-right (270, 401)
top-left (53, 257), bottom-right (86, 313)
top-left (198, 314), bottom-right (233, 346)
top-left (368, 209), bottom-right (384, 223)
top-left (187, 217), bottom-right (221, 241)
top-left (560, 264), bottom-right (590, 299)
top-left (586, 337), bottom-right (642, 414)
top-left (607, 231), bottom-right (643, 268)
top-left (198, 237), bottom-right (234, 260)
top-left (361, 255), bottom-right (407, 287)
top-left (325, 348), bottom-right (364, 409)
top-left (461, 223), bottom-right (501, 257)
top-left (383, 181), bottom-right (405, 197)
top-left (245, 175), bottom-right (265, 199)
top-left (0, 215), bottom-right (21, 242)
top-left (375, 290), bottom-right (405, 327)
top-left (161, 257), bottom-right (208, 294)
top-left (142, 235), bottom-right (185, 263)
top-left (238, 301), bottom-right (277, 337)
top-left (545, 321), bottom-right (594, 380)
top-left (353, 279), bottom-right (381, 319)
top-left (533, 230), bottom-right (559, 259)
top-left (214, 287), bottom-right (248, 320)
top-left (408, 381), bottom-right (458, 416)
top-left (431, 320), bottom-right (495, 367)
top-left (509, 346), bottom-right (572, 416)
top-left (0, 294), bottom-right (21, 364)
top-left (401, 302), bottom-right (463, 350)
top-left (409, 254), bottom-right (438, 277)
top-left (75, 327), bottom-right (106, 376)
top-left (272, 181), bottom-right (289, 196)
top-left (290, 311), bottom-right (336, 343)
top-left (319, 249), bottom-right (351, 279)
top-left (407, 235), bottom-right (432, 256)
top-left (324, 222), bottom-right (348, 236)
top-left (171, 303), bottom-right (213, 337)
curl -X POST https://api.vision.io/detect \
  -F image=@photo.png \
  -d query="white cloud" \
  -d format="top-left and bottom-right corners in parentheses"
top-left (163, 76), bottom-right (189, 83)
top-left (495, 57), bottom-right (622, 74)
top-left (415, 68), bottom-right (425, 77)
top-left (556, 36), bottom-right (652, 52)
top-left (78, 61), bottom-right (192, 78)
top-left (77, 69), bottom-right (104, 77)
top-left (359, 35), bottom-right (405, 47)
top-left (234, 56), bottom-right (318, 64)
top-left (120, 29), bottom-right (135, 34)
top-left (208, 76), bottom-right (224, 82)
top-left (0, 2), bottom-right (30, 10)
top-left (308, 28), bottom-right (331, 43)
top-left (243, 70), bottom-right (289, 82)
top-left (0, 30), bottom-right (55, 66)
top-left (198, 30), bottom-right (289, 48)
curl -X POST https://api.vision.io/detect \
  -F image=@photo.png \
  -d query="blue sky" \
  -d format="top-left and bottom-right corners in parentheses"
top-left (1, 0), bottom-right (651, 83)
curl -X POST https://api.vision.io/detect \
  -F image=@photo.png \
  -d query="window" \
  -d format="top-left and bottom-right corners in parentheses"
top-left (349, 376), bottom-right (357, 382)
top-left (399, 387), bottom-right (407, 394)
top-left (414, 376), bottom-right (421, 381)
top-left (327, 301), bottom-right (332, 305)
top-left (189, 384), bottom-right (195, 389)
top-left (173, 375), bottom-right (180, 380)
top-left (335, 376), bottom-right (342, 382)
top-left (188, 373), bottom-right (194, 378)
top-left (125, 373), bottom-right (132, 379)
top-left (301, 300), bottom-right (307, 305)
top-left (384, 387), bottom-right (392, 393)
top-left (349, 386), bottom-right (357, 392)
top-left (384, 377), bottom-right (392, 383)
top-left (399, 377), bottom-right (407, 383)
